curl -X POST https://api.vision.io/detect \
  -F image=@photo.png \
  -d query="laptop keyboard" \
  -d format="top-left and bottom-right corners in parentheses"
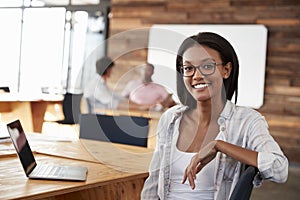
top-left (32, 165), bottom-right (65, 177)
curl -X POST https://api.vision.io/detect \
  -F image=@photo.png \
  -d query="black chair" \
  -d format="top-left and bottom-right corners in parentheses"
top-left (56, 92), bottom-right (83, 124)
top-left (0, 87), bottom-right (10, 93)
top-left (79, 113), bottom-right (149, 147)
top-left (229, 165), bottom-right (258, 200)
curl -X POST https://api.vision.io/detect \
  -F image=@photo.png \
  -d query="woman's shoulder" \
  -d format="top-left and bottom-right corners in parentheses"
top-left (235, 104), bottom-right (262, 117)
top-left (162, 104), bottom-right (187, 116)
top-left (156, 104), bottom-right (187, 125)
top-left (227, 101), bottom-right (265, 123)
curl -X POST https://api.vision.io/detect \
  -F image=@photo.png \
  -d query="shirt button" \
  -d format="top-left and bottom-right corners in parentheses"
top-left (217, 117), bottom-right (225, 125)
top-left (220, 126), bottom-right (226, 132)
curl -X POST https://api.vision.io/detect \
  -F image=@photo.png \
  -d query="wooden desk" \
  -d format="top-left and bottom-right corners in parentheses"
top-left (0, 135), bottom-right (153, 200)
top-left (0, 93), bottom-right (63, 133)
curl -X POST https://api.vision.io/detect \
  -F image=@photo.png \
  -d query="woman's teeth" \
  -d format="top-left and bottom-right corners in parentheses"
top-left (194, 83), bottom-right (208, 89)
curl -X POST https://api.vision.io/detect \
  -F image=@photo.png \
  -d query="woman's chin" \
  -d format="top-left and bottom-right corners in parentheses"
top-left (194, 96), bottom-right (211, 102)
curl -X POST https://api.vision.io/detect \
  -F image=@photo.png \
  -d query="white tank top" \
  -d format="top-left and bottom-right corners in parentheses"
top-left (166, 145), bottom-right (216, 200)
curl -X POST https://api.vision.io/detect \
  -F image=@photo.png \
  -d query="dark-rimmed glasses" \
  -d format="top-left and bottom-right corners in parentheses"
top-left (180, 62), bottom-right (223, 77)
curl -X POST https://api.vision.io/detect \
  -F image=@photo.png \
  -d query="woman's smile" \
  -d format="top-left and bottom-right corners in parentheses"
top-left (192, 83), bottom-right (210, 89)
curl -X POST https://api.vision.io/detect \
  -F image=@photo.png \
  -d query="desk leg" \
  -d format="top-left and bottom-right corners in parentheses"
top-left (30, 101), bottom-right (48, 133)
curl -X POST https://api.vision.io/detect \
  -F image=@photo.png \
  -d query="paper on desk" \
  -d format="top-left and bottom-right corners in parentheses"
top-left (27, 132), bottom-right (76, 142)
top-left (0, 142), bottom-right (16, 156)
top-left (0, 137), bottom-right (11, 143)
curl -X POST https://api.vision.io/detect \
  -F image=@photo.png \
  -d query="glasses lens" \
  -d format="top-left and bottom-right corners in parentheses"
top-left (181, 62), bottom-right (216, 76)
top-left (182, 66), bottom-right (194, 76)
top-left (201, 63), bottom-right (215, 75)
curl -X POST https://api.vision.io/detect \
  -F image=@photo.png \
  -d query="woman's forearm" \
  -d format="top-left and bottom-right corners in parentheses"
top-left (215, 140), bottom-right (258, 167)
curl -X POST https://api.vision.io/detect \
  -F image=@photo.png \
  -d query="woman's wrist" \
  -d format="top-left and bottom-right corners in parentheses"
top-left (214, 140), bottom-right (223, 152)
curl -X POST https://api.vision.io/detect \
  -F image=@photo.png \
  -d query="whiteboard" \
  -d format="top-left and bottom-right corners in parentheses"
top-left (148, 24), bottom-right (268, 109)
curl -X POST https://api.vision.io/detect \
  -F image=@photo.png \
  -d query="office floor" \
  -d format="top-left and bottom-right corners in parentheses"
top-left (41, 115), bottom-right (300, 200)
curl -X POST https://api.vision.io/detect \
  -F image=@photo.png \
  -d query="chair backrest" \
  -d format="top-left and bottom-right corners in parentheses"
top-left (61, 92), bottom-right (83, 124)
top-left (0, 87), bottom-right (10, 93)
top-left (229, 166), bottom-right (258, 200)
top-left (79, 113), bottom-right (149, 147)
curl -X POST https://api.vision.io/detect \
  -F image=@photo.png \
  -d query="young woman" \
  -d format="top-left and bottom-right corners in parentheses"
top-left (141, 32), bottom-right (288, 200)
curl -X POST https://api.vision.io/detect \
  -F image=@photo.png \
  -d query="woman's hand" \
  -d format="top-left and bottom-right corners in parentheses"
top-left (182, 140), bottom-right (218, 189)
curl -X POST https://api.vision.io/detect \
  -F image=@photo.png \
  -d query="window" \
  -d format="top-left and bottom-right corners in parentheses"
top-left (0, 9), bottom-right (22, 92)
top-left (19, 7), bottom-right (66, 93)
top-left (0, 1), bottom-right (107, 94)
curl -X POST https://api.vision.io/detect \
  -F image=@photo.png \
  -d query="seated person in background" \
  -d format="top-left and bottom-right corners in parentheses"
top-left (122, 63), bottom-right (176, 111)
top-left (83, 56), bottom-right (150, 113)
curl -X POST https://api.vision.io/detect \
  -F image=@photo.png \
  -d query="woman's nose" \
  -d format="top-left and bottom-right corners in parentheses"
top-left (193, 68), bottom-right (204, 78)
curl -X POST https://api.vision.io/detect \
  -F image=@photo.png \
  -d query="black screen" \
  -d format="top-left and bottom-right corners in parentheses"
top-left (7, 120), bottom-right (36, 176)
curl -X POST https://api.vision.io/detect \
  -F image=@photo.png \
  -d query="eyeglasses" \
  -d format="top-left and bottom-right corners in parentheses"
top-left (180, 62), bottom-right (223, 77)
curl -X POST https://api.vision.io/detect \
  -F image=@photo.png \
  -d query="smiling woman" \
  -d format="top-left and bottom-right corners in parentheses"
top-left (141, 32), bottom-right (288, 200)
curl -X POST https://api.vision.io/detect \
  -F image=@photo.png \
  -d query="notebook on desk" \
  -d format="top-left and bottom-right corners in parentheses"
top-left (7, 119), bottom-right (88, 181)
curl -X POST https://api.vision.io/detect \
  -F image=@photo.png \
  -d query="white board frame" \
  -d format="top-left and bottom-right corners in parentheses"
top-left (148, 24), bottom-right (268, 109)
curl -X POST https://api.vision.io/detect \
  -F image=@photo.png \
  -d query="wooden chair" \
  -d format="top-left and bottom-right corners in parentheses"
top-left (79, 113), bottom-right (149, 147)
top-left (229, 165), bottom-right (258, 200)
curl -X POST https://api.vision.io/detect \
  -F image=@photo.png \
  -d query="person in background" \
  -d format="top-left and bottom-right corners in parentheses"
top-left (122, 63), bottom-right (176, 111)
top-left (141, 32), bottom-right (288, 199)
top-left (84, 56), bottom-right (149, 113)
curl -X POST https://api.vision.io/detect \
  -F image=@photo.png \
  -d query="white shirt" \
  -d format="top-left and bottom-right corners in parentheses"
top-left (141, 101), bottom-right (288, 200)
top-left (83, 76), bottom-right (123, 112)
top-left (166, 145), bottom-right (215, 200)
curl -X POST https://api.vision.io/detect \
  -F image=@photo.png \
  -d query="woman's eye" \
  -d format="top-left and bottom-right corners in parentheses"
top-left (203, 64), bottom-right (214, 70)
top-left (184, 66), bottom-right (193, 71)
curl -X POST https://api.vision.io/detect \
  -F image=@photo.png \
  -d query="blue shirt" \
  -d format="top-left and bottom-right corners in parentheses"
top-left (141, 100), bottom-right (288, 200)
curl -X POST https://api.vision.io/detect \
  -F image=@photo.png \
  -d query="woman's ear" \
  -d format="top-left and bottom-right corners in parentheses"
top-left (223, 62), bottom-right (232, 79)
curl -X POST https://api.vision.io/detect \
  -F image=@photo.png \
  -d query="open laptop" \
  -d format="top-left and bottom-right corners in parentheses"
top-left (7, 119), bottom-right (88, 181)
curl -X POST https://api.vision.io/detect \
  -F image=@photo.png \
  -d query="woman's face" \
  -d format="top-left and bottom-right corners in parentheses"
top-left (182, 45), bottom-right (231, 103)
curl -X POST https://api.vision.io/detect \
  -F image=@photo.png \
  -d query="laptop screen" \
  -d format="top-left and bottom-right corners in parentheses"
top-left (7, 120), bottom-right (37, 176)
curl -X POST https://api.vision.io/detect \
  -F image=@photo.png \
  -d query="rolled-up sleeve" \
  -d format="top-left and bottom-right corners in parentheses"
top-left (249, 116), bottom-right (289, 183)
top-left (258, 151), bottom-right (288, 183)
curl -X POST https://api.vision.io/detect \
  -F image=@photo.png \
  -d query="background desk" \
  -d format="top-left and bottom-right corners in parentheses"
top-left (0, 134), bottom-right (153, 200)
top-left (0, 93), bottom-right (63, 132)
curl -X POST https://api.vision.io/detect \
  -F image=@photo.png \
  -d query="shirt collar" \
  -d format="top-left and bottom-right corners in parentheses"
top-left (174, 100), bottom-right (234, 121)
top-left (97, 75), bottom-right (105, 83)
top-left (219, 100), bottom-right (234, 120)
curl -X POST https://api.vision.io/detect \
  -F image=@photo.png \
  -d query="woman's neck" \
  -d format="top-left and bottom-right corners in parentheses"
top-left (194, 99), bottom-right (225, 124)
